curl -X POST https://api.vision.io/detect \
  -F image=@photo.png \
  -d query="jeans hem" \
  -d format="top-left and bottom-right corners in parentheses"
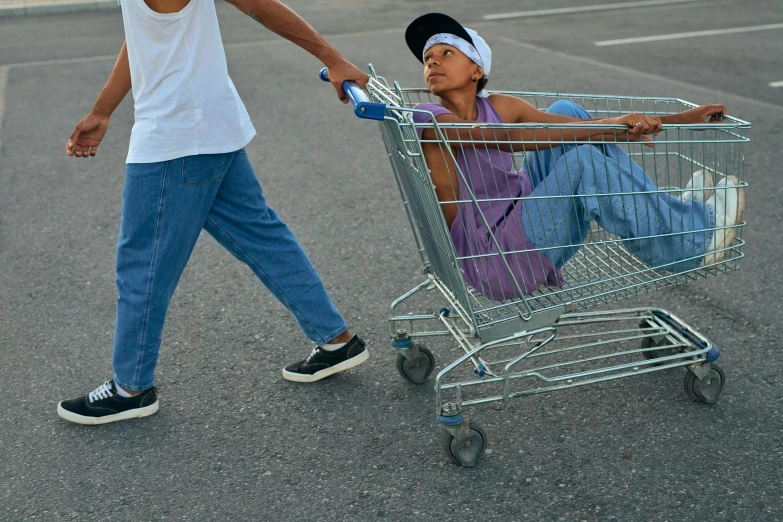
top-left (113, 376), bottom-right (155, 393)
top-left (314, 324), bottom-right (350, 346)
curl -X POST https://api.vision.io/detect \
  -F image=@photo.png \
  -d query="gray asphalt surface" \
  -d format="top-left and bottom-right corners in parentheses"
top-left (1, 0), bottom-right (782, 520)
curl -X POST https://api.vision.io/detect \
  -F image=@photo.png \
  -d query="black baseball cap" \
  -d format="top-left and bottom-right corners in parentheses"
top-left (405, 13), bottom-right (474, 64)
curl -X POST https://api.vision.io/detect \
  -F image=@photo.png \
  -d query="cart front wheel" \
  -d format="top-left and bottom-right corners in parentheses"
top-left (684, 364), bottom-right (725, 404)
top-left (396, 345), bottom-right (435, 384)
top-left (442, 423), bottom-right (487, 468)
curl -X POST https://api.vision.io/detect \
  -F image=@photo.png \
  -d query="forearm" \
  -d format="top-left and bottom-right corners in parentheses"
top-left (91, 41), bottom-right (131, 118)
top-left (659, 112), bottom-right (693, 124)
top-left (230, 0), bottom-right (342, 66)
top-left (434, 125), bottom-right (621, 152)
top-left (509, 126), bottom-right (622, 152)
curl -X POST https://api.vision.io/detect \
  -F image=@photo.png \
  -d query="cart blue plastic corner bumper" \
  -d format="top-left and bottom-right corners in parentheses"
top-left (438, 412), bottom-right (465, 426)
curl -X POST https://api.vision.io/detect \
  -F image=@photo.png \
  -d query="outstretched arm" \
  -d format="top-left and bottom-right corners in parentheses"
top-left (488, 93), bottom-right (660, 144)
top-left (225, 0), bottom-right (367, 102)
top-left (417, 110), bottom-right (653, 152)
top-left (659, 104), bottom-right (727, 124)
top-left (491, 93), bottom-right (725, 127)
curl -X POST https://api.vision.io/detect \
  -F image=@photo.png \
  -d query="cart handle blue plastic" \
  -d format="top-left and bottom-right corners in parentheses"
top-left (319, 67), bottom-right (386, 121)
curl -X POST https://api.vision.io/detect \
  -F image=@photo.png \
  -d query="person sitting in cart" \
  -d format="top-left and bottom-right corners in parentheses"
top-left (405, 13), bottom-right (745, 302)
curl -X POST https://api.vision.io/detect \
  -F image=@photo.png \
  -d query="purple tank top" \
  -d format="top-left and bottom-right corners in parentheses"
top-left (413, 97), bottom-right (563, 301)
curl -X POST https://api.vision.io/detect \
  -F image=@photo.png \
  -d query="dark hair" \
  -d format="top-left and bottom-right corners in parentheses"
top-left (477, 76), bottom-right (489, 95)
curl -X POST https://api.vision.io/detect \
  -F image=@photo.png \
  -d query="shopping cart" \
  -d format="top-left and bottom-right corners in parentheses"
top-left (320, 66), bottom-right (750, 467)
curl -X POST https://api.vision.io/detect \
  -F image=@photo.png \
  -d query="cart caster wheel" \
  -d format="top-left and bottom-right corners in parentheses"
top-left (684, 364), bottom-right (725, 404)
top-left (442, 423), bottom-right (487, 468)
top-left (396, 345), bottom-right (434, 384)
top-left (640, 322), bottom-right (678, 364)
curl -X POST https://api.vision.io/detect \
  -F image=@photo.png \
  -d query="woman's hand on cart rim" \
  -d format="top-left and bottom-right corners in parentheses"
top-left (612, 113), bottom-right (663, 137)
top-left (324, 59), bottom-right (369, 104)
top-left (608, 113), bottom-right (661, 148)
top-left (682, 104), bottom-right (728, 124)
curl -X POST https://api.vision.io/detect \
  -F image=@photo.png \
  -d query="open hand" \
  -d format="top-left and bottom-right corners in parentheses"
top-left (325, 60), bottom-right (369, 104)
top-left (66, 112), bottom-right (110, 157)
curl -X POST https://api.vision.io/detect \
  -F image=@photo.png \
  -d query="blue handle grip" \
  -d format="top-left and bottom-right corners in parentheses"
top-left (319, 67), bottom-right (386, 121)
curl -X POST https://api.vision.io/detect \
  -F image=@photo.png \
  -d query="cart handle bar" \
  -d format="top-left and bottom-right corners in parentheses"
top-left (319, 68), bottom-right (386, 121)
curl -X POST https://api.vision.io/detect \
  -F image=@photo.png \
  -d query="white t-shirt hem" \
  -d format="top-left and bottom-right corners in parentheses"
top-left (125, 128), bottom-right (256, 164)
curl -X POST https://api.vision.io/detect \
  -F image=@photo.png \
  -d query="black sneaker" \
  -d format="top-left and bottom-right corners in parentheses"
top-left (57, 380), bottom-right (159, 425)
top-left (282, 335), bottom-right (369, 383)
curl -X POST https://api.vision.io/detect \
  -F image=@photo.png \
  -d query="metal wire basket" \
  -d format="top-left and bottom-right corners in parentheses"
top-left (322, 65), bottom-right (750, 466)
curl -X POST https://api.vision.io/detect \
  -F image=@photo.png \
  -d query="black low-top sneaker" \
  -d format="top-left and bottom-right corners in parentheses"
top-left (283, 336), bottom-right (369, 383)
top-left (57, 380), bottom-right (159, 425)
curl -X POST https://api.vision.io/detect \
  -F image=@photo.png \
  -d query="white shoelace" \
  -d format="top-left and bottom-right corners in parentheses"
top-left (88, 381), bottom-right (115, 403)
top-left (305, 347), bottom-right (321, 363)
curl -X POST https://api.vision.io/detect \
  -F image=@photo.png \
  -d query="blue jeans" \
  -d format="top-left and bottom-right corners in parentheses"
top-left (521, 100), bottom-right (714, 271)
top-left (113, 149), bottom-right (347, 391)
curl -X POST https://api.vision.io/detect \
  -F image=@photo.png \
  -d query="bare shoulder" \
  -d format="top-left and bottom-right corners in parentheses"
top-left (487, 93), bottom-right (536, 123)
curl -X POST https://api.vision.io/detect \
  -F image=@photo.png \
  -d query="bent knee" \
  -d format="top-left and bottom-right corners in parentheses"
top-left (547, 99), bottom-right (593, 119)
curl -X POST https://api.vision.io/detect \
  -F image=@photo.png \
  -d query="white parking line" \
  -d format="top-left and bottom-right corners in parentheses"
top-left (595, 22), bottom-right (783, 46)
top-left (498, 34), bottom-right (783, 112)
top-left (483, 0), bottom-right (703, 21)
top-left (769, 81), bottom-right (783, 88)
top-left (0, 66), bottom-right (9, 152)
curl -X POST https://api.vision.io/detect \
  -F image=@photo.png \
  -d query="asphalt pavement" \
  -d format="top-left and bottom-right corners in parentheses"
top-left (1, 0), bottom-right (782, 520)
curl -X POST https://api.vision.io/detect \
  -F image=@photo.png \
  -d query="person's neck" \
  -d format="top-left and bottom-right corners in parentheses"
top-left (438, 90), bottom-right (479, 121)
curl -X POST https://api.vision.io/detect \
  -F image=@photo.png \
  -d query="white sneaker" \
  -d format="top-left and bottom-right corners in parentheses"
top-left (681, 170), bottom-right (714, 203)
top-left (700, 175), bottom-right (745, 267)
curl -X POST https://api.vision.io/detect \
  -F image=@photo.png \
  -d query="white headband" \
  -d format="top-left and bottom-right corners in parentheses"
top-left (423, 33), bottom-right (485, 71)
top-left (422, 30), bottom-right (491, 97)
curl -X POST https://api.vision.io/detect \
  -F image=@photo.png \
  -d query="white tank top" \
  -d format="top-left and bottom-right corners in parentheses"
top-left (120, 0), bottom-right (256, 163)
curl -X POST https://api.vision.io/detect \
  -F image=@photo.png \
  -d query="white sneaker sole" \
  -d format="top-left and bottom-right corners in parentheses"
top-left (56, 400), bottom-right (160, 425)
top-left (702, 175), bottom-right (745, 267)
top-left (282, 349), bottom-right (369, 383)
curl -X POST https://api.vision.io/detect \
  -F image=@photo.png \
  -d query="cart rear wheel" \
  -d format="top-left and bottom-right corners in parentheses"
top-left (684, 364), bottom-right (725, 404)
top-left (442, 423), bottom-right (487, 468)
top-left (640, 321), bottom-right (678, 364)
top-left (396, 345), bottom-right (435, 384)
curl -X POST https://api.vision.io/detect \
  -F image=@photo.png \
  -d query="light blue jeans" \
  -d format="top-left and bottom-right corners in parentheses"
top-left (113, 149), bottom-right (347, 391)
top-left (521, 100), bottom-right (714, 271)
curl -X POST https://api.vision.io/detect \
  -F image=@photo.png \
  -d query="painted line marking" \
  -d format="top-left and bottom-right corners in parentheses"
top-left (0, 0), bottom-right (99, 9)
top-left (0, 65), bottom-right (9, 152)
top-left (0, 23), bottom-right (780, 120)
top-left (483, 0), bottom-right (703, 21)
top-left (497, 35), bottom-right (783, 112)
top-left (1, 26), bottom-right (405, 69)
top-left (595, 22), bottom-right (783, 46)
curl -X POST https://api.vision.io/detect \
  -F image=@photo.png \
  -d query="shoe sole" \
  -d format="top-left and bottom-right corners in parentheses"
top-left (56, 400), bottom-right (160, 425)
top-left (282, 349), bottom-right (370, 383)
top-left (704, 175), bottom-right (745, 266)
